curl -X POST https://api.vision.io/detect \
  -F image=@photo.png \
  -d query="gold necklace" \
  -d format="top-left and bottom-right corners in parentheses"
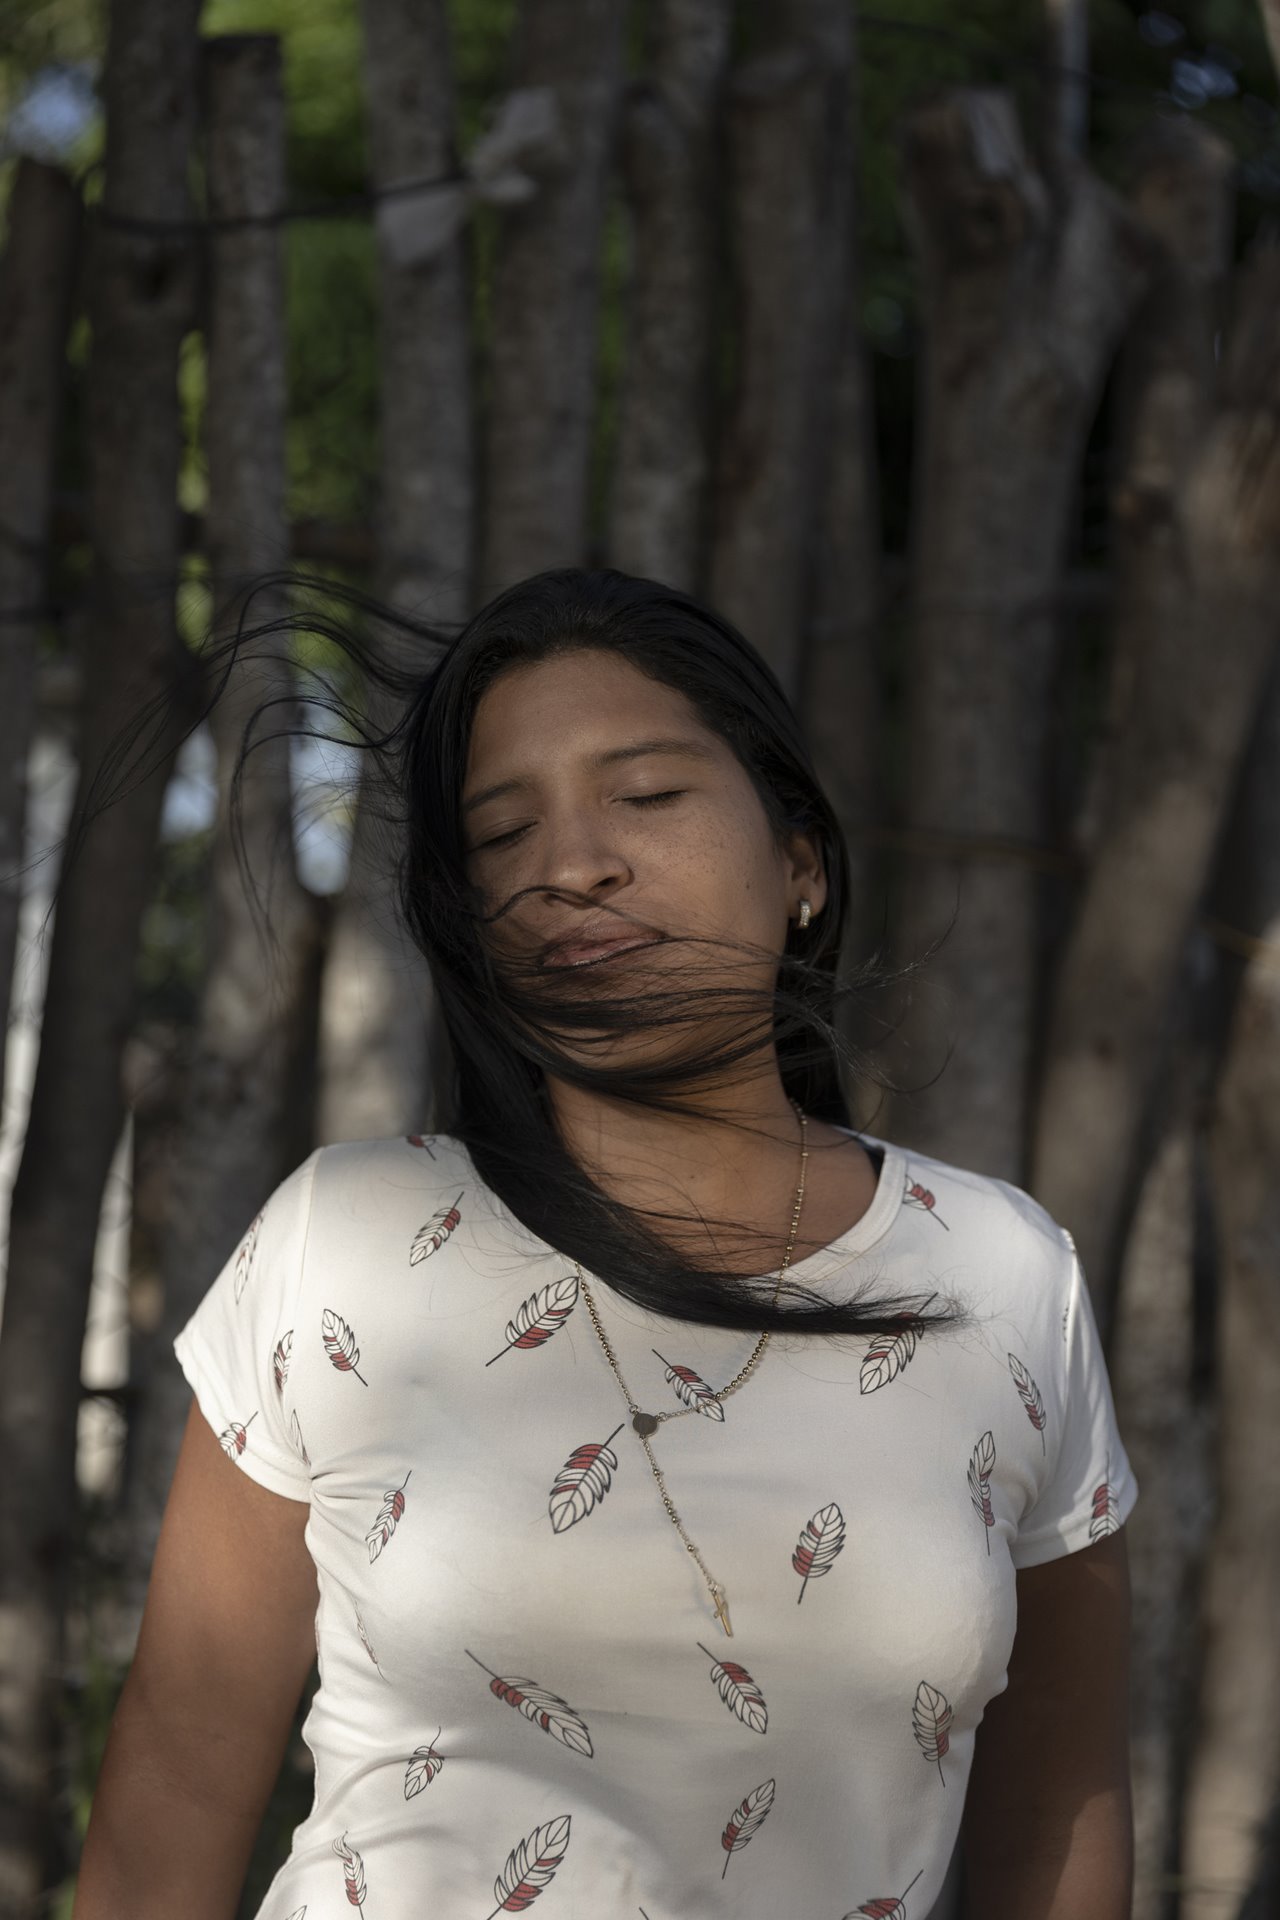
top-left (575, 1105), bottom-right (809, 1638)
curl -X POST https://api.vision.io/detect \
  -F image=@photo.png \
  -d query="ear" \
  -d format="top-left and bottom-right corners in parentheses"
top-left (781, 828), bottom-right (828, 921)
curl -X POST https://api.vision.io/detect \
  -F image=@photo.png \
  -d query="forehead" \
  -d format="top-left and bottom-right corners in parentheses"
top-left (465, 650), bottom-right (714, 771)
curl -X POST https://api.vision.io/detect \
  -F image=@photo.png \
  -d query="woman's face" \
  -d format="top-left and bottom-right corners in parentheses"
top-left (460, 649), bottom-right (825, 1055)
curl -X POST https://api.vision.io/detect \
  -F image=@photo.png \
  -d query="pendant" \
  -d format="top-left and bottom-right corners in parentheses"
top-left (711, 1586), bottom-right (733, 1637)
top-left (632, 1411), bottom-right (660, 1437)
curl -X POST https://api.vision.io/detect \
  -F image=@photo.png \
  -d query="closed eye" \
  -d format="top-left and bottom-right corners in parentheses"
top-left (474, 790), bottom-right (687, 853)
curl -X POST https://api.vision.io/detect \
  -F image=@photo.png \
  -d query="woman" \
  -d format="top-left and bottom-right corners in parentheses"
top-left (75, 570), bottom-right (1136, 1920)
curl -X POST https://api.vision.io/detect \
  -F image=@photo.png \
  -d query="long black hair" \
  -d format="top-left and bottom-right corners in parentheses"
top-left (79, 565), bottom-right (967, 1343)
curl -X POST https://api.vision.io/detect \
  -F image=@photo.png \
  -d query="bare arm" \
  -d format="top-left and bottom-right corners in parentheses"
top-left (73, 1398), bottom-right (319, 1919)
top-left (961, 1529), bottom-right (1133, 1918)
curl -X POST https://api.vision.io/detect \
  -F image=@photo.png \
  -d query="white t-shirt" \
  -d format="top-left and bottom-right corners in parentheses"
top-left (172, 1130), bottom-right (1137, 1920)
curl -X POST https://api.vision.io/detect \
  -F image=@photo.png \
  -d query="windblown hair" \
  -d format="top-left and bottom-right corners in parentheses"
top-left (77, 565), bottom-right (966, 1344)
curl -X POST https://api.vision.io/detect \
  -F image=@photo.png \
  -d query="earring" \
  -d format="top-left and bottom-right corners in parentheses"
top-left (798, 899), bottom-right (812, 929)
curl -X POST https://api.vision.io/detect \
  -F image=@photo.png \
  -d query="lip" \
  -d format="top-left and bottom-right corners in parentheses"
top-left (541, 927), bottom-right (666, 969)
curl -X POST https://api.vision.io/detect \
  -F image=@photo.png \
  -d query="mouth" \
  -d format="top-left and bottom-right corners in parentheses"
top-left (541, 931), bottom-right (666, 970)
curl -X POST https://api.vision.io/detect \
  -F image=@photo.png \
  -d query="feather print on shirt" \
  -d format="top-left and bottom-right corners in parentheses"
top-left (284, 1908), bottom-right (307, 1919)
top-left (912, 1681), bottom-right (953, 1785)
top-left (366, 1470), bottom-right (412, 1563)
top-left (406, 1132), bottom-right (437, 1156)
top-left (354, 1602), bottom-right (386, 1680)
top-left (332, 1831), bottom-right (367, 1912)
top-left (404, 1728), bottom-right (444, 1798)
top-left (486, 1813), bottom-right (571, 1917)
top-left (485, 1274), bottom-right (579, 1366)
top-left (792, 1501), bottom-right (847, 1602)
top-left (847, 1868), bottom-right (924, 1918)
top-left (697, 1642), bottom-right (769, 1734)
top-left (860, 1295), bottom-right (936, 1395)
top-left (272, 1329), bottom-right (293, 1397)
top-left (289, 1407), bottom-right (311, 1468)
top-left (1008, 1351), bottom-right (1047, 1451)
top-left (1091, 1450), bottom-right (1120, 1539)
top-left (410, 1191), bottom-right (464, 1266)
top-left (322, 1307), bottom-right (368, 1385)
top-left (719, 1778), bottom-right (775, 1878)
top-left (967, 1431), bottom-right (996, 1553)
top-left (903, 1177), bottom-right (949, 1229)
top-left (465, 1648), bottom-right (594, 1757)
top-left (218, 1411), bottom-right (257, 1460)
top-left (548, 1423), bottom-right (625, 1533)
top-left (653, 1350), bottom-right (726, 1420)
top-left (233, 1210), bottom-right (264, 1303)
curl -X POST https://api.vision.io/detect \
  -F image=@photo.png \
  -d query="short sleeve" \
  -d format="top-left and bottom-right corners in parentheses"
top-left (1010, 1237), bottom-right (1139, 1569)
top-left (172, 1148), bottom-right (321, 1503)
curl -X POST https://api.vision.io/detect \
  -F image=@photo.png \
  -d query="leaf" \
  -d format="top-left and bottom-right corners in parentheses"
top-left (548, 1426), bottom-right (623, 1534)
top-left (366, 1471), bottom-right (412, 1563)
top-left (792, 1501), bottom-right (846, 1600)
top-left (719, 1777), bottom-right (775, 1878)
top-left (332, 1831), bottom-right (367, 1909)
top-left (491, 1812), bottom-right (572, 1913)
top-left (860, 1322), bottom-right (920, 1395)
top-left (405, 1730), bottom-right (444, 1798)
top-left (653, 1349), bottom-right (725, 1420)
top-left (486, 1274), bottom-right (579, 1366)
top-left (322, 1308), bottom-right (368, 1385)
top-left (698, 1642), bottom-right (768, 1735)
top-left (233, 1211), bottom-right (264, 1303)
top-left (1007, 1352), bottom-right (1047, 1452)
top-left (912, 1680), bottom-right (953, 1783)
top-left (967, 1430), bottom-right (996, 1551)
top-left (410, 1190), bottom-right (464, 1266)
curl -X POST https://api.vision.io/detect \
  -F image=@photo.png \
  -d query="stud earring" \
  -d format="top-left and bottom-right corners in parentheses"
top-left (798, 899), bottom-right (812, 929)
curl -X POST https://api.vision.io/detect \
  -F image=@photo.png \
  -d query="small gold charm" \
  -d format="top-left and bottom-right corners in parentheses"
top-left (711, 1586), bottom-right (733, 1637)
top-left (632, 1411), bottom-right (660, 1437)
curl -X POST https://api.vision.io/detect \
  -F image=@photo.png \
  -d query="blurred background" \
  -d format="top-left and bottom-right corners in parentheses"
top-left (0, 1), bottom-right (1277, 1915)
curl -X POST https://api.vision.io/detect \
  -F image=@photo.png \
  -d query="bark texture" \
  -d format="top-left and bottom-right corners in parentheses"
top-left (0, 0), bottom-right (201, 1905)
top-left (708, 0), bottom-right (855, 695)
top-left (479, 0), bottom-right (626, 600)
top-left (607, 0), bottom-right (732, 590)
top-left (120, 34), bottom-right (327, 1625)
top-left (1178, 659), bottom-right (1280, 1919)
top-left (1031, 174), bottom-right (1280, 1323)
top-left (319, 0), bottom-right (475, 1145)
top-left (0, 162), bottom-right (79, 1114)
top-left (888, 90), bottom-right (1150, 1181)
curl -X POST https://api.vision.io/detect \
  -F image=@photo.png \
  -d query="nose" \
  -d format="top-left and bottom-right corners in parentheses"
top-left (535, 803), bottom-right (631, 907)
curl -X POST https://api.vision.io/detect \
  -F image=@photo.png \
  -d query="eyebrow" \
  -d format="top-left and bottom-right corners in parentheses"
top-left (462, 737), bottom-right (717, 817)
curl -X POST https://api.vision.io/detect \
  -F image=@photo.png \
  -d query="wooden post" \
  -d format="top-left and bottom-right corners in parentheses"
top-left (0, 0), bottom-right (201, 1903)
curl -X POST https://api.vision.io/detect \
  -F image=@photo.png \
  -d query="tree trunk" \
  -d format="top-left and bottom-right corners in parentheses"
top-left (1177, 663), bottom-right (1280, 1919)
top-left (0, 0), bottom-right (201, 1905)
top-left (887, 90), bottom-right (1150, 1182)
top-left (1030, 206), bottom-right (1280, 1326)
top-left (119, 33), bottom-right (328, 1627)
top-left (317, 0), bottom-right (475, 1145)
top-left (707, 0), bottom-right (856, 696)
top-left (606, 0), bottom-right (732, 591)
top-left (1042, 0), bottom-right (1089, 169)
top-left (0, 161), bottom-right (79, 1115)
top-left (478, 0), bottom-right (626, 600)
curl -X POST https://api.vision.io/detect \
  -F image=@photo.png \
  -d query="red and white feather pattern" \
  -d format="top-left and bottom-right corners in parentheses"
top-left (322, 1307), bottom-right (368, 1386)
top-left (1090, 1454), bottom-right (1120, 1540)
top-left (272, 1328), bottom-right (293, 1398)
top-left (488, 1812), bottom-right (571, 1916)
top-left (218, 1411), bottom-right (257, 1460)
top-left (792, 1500), bottom-right (847, 1602)
top-left (653, 1349), bottom-right (725, 1421)
top-left (233, 1210), bottom-right (264, 1303)
top-left (903, 1177), bottom-right (949, 1230)
top-left (404, 1729), bottom-right (444, 1798)
top-left (967, 1430), bottom-right (996, 1554)
top-left (410, 1191), bottom-right (464, 1266)
top-left (289, 1407), bottom-right (311, 1468)
top-left (354, 1602), bottom-right (385, 1679)
top-left (466, 1648), bottom-right (594, 1757)
top-left (405, 1133), bottom-right (437, 1156)
top-left (860, 1321), bottom-right (919, 1395)
top-left (912, 1680), bottom-right (953, 1786)
top-left (847, 1868), bottom-right (924, 1918)
top-left (1007, 1352), bottom-right (1047, 1453)
top-left (719, 1777), bottom-right (775, 1879)
top-left (365, 1470), bottom-right (412, 1563)
top-left (547, 1423), bottom-right (624, 1534)
top-left (486, 1275), bottom-right (579, 1367)
top-left (331, 1831), bottom-right (367, 1911)
top-left (698, 1642), bottom-right (769, 1734)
